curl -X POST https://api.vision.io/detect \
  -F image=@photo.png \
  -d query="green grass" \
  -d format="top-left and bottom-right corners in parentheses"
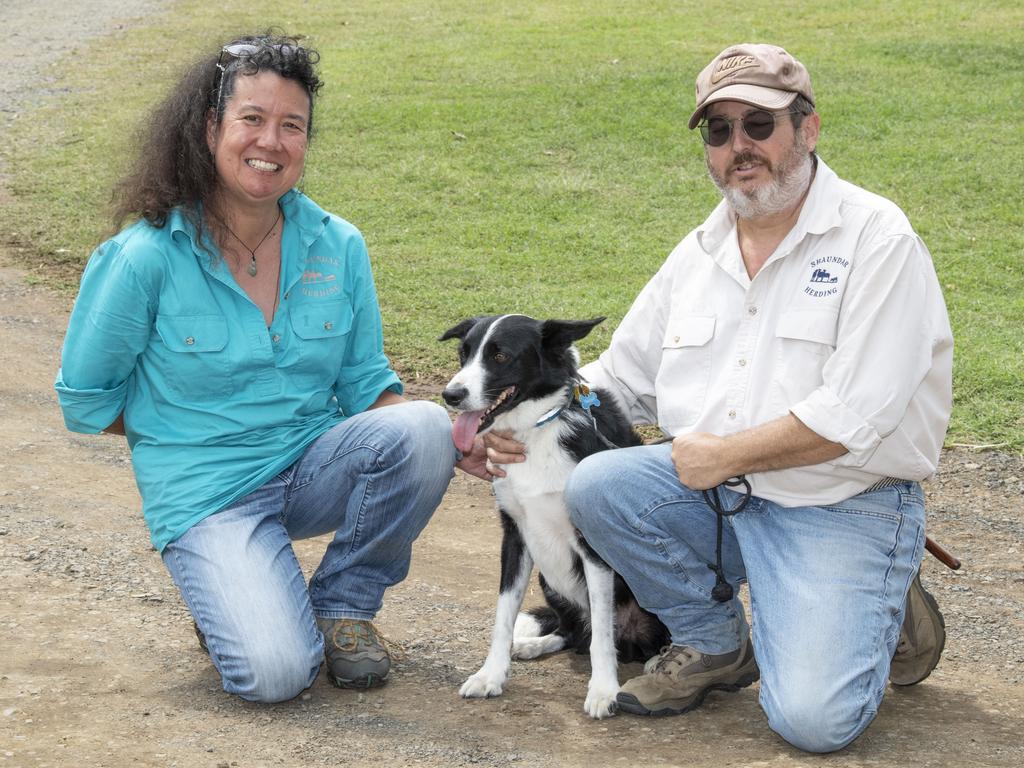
top-left (4, 0), bottom-right (1023, 451)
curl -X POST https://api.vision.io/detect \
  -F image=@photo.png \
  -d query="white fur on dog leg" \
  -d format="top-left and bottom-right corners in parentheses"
top-left (460, 665), bottom-right (506, 698)
top-left (461, 560), bottom-right (531, 700)
top-left (581, 559), bottom-right (620, 719)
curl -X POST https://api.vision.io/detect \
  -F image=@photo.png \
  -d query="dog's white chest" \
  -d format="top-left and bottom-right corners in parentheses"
top-left (487, 417), bottom-right (591, 605)
top-left (498, 487), bottom-right (587, 606)
top-left (495, 419), bottom-right (577, 495)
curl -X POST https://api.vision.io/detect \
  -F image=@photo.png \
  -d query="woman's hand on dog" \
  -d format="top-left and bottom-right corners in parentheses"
top-left (484, 430), bottom-right (526, 478)
top-left (455, 435), bottom-right (495, 481)
top-left (455, 431), bottom-right (527, 481)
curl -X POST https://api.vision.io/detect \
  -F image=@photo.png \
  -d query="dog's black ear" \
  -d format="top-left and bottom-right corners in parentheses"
top-left (439, 317), bottom-right (478, 342)
top-left (540, 317), bottom-right (606, 349)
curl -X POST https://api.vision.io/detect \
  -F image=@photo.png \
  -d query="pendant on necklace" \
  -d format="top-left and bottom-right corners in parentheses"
top-left (218, 207), bottom-right (280, 279)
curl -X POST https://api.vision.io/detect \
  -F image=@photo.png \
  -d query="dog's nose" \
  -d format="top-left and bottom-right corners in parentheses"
top-left (442, 385), bottom-right (468, 407)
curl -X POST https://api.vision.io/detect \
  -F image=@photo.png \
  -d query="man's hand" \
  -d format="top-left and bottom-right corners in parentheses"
top-left (671, 432), bottom-right (734, 490)
top-left (671, 415), bottom-right (849, 491)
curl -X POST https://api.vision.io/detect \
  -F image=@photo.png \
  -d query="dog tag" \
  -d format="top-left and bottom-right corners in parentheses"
top-left (579, 390), bottom-right (600, 412)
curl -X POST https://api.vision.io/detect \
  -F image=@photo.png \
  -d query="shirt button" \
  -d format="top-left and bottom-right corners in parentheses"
top-left (184, 336), bottom-right (195, 346)
top-left (323, 321), bottom-right (333, 331)
top-left (272, 334), bottom-right (281, 343)
top-left (673, 335), bottom-right (680, 343)
top-left (748, 306), bottom-right (758, 316)
top-left (728, 410), bottom-right (737, 419)
top-left (738, 359), bottom-right (747, 367)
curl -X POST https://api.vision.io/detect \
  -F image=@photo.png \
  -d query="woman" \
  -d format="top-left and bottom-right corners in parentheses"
top-left (55, 33), bottom-right (487, 703)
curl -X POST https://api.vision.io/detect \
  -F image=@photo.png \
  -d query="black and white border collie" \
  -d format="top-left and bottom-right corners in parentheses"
top-left (440, 314), bottom-right (668, 718)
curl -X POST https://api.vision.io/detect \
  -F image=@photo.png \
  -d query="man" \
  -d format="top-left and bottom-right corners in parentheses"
top-left (489, 43), bottom-right (952, 752)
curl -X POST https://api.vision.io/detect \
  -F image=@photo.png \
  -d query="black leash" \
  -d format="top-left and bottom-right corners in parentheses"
top-left (702, 476), bottom-right (752, 602)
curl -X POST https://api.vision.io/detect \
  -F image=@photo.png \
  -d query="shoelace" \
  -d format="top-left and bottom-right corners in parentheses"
top-left (648, 645), bottom-right (698, 675)
top-left (329, 619), bottom-right (407, 661)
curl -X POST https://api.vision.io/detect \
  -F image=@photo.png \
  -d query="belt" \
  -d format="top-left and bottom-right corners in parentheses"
top-left (862, 476), bottom-right (905, 493)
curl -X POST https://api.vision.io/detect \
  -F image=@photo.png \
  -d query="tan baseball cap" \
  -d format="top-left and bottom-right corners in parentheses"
top-left (688, 43), bottom-right (815, 129)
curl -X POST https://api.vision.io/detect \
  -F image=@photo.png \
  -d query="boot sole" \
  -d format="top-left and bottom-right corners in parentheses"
top-left (327, 671), bottom-right (388, 690)
top-left (616, 670), bottom-right (760, 716)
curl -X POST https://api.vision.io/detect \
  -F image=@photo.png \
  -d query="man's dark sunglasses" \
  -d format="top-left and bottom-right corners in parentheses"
top-left (699, 109), bottom-right (800, 147)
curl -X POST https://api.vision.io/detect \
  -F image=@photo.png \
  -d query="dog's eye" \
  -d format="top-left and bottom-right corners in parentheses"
top-left (493, 352), bottom-right (510, 363)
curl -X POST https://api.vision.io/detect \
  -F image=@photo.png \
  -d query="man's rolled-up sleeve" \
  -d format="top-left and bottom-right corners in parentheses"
top-left (790, 233), bottom-right (942, 466)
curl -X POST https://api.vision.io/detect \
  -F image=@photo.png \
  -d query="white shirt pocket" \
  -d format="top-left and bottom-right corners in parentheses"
top-left (655, 313), bottom-right (716, 430)
top-left (772, 308), bottom-right (839, 410)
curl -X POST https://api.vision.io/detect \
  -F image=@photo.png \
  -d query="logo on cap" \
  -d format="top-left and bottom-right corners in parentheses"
top-left (711, 54), bottom-right (759, 84)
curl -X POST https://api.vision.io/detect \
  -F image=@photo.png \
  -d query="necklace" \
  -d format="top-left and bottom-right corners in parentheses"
top-left (218, 207), bottom-right (282, 277)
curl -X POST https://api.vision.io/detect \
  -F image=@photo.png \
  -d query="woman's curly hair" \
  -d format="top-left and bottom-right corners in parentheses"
top-left (111, 32), bottom-right (323, 240)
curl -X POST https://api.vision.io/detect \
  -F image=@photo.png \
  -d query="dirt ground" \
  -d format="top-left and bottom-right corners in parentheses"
top-left (1, 3), bottom-right (1023, 768)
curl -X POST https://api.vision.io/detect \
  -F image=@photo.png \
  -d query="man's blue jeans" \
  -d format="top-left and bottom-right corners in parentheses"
top-left (566, 443), bottom-right (925, 753)
top-left (161, 401), bottom-right (456, 703)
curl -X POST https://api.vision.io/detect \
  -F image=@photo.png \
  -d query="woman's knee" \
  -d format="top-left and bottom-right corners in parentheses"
top-left (219, 631), bottom-right (321, 704)
top-left (388, 400), bottom-right (456, 466)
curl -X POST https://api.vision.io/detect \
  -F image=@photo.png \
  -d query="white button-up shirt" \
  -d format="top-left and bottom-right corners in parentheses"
top-left (582, 158), bottom-right (953, 507)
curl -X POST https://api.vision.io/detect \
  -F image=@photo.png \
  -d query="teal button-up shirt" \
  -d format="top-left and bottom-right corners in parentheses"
top-left (55, 190), bottom-right (402, 551)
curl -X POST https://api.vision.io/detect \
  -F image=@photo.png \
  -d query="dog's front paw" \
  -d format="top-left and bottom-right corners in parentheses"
top-left (460, 669), bottom-right (505, 699)
top-left (584, 683), bottom-right (619, 719)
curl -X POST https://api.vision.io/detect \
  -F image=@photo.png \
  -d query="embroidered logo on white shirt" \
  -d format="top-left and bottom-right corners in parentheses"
top-left (804, 255), bottom-right (850, 298)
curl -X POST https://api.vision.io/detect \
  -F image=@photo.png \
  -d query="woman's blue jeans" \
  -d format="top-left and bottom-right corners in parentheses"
top-left (161, 401), bottom-right (456, 703)
top-left (566, 443), bottom-right (925, 753)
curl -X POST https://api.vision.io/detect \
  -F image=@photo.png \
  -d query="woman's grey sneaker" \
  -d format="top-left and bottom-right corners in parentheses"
top-left (890, 573), bottom-right (946, 686)
top-left (318, 617), bottom-right (391, 689)
top-left (616, 635), bottom-right (759, 716)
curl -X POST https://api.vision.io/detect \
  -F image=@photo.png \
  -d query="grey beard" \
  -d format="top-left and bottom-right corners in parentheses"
top-left (709, 144), bottom-right (815, 220)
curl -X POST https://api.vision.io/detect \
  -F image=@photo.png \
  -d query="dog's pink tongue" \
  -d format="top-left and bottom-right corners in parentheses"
top-left (452, 410), bottom-right (485, 455)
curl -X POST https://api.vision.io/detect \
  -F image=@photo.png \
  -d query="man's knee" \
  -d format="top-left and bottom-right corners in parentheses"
top-left (763, 683), bottom-right (876, 753)
top-left (565, 450), bottom-right (619, 531)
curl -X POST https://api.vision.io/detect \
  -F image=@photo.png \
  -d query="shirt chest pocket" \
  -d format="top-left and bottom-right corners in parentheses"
top-left (288, 300), bottom-right (354, 385)
top-left (153, 314), bottom-right (233, 399)
top-left (655, 314), bottom-right (716, 430)
top-left (772, 309), bottom-right (839, 408)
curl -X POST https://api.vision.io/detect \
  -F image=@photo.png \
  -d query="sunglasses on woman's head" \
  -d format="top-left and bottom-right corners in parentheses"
top-left (699, 109), bottom-right (800, 147)
top-left (213, 42), bottom-right (298, 117)
top-left (218, 42), bottom-right (297, 68)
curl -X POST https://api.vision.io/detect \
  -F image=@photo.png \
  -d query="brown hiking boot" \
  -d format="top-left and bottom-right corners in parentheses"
top-left (616, 635), bottom-right (759, 716)
top-left (890, 573), bottom-right (946, 686)
top-left (318, 617), bottom-right (391, 689)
